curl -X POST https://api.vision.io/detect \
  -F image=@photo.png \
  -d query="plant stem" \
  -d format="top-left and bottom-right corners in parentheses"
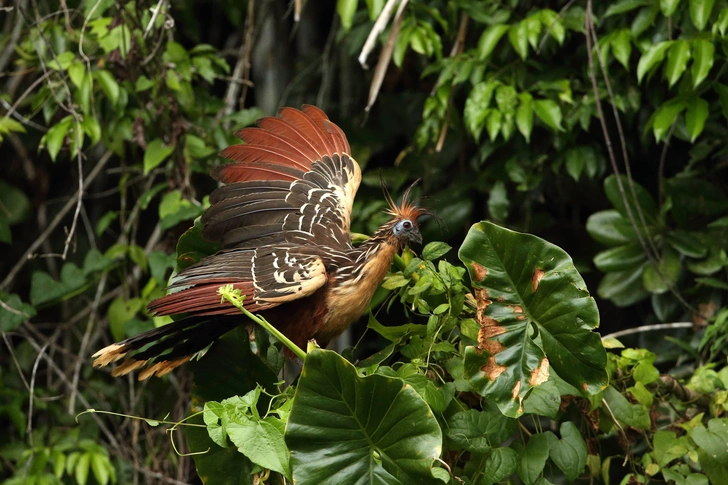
top-left (218, 285), bottom-right (307, 360)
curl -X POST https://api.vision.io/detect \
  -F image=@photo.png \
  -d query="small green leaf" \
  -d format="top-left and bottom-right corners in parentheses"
top-left (488, 181), bottom-right (510, 222)
top-left (486, 110), bottom-right (502, 141)
top-left (715, 7), bottom-right (728, 36)
top-left (603, 385), bottom-right (650, 429)
top-left (225, 414), bottom-right (290, 479)
top-left (606, 0), bottom-right (652, 16)
top-left (523, 380), bottom-right (561, 419)
top-left (547, 422), bottom-right (588, 482)
top-left (686, 97), bottom-right (709, 142)
top-left (691, 39), bottom-right (714, 87)
top-left (95, 210), bottom-right (119, 237)
top-left (665, 39), bottom-right (691, 87)
top-left (612, 30), bottom-right (632, 69)
top-left (94, 70), bottom-right (120, 105)
top-left (159, 190), bottom-right (204, 231)
top-left (90, 453), bottom-right (111, 485)
top-left (594, 244), bottom-right (647, 272)
top-left (517, 433), bottom-right (550, 485)
top-left (540, 10), bottom-right (565, 45)
top-left (660, 0), bottom-right (681, 16)
top-left (75, 452), bottom-right (91, 485)
top-left (632, 5), bottom-right (660, 37)
top-left (478, 24), bottom-right (509, 60)
top-left (337, 0), bottom-right (358, 31)
top-left (144, 138), bottom-right (175, 175)
top-left (637, 41), bottom-right (671, 83)
top-left (107, 297), bottom-right (142, 341)
top-left (533, 99), bottom-right (563, 131)
top-left (0, 292), bottom-right (37, 332)
top-left (642, 246), bottom-right (681, 294)
top-left (464, 81), bottom-right (498, 141)
top-left (422, 241), bottom-right (451, 261)
top-left (604, 175), bottom-right (658, 224)
top-left (482, 447), bottom-right (518, 485)
top-left (45, 117), bottom-right (72, 162)
top-left (30, 264), bottom-right (86, 306)
top-left (47, 51), bottom-right (75, 71)
top-left (690, 0), bottom-right (715, 30)
top-left (446, 405), bottom-right (515, 453)
top-left (68, 61), bottom-right (86, 88)
top-left (516, 93), bottom-right (534, 142)
top-left (508, 22), bottom-right (529, 60)
top-left (690, 419), bottom-right (728, 467)
top-left (81, 116), bottom-right (101, 145)
top-left (652, 99), bottom-right (686, 141)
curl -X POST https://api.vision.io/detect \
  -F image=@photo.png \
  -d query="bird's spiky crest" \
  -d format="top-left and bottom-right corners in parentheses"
top-left (381, 178), bottom-right (429, 222)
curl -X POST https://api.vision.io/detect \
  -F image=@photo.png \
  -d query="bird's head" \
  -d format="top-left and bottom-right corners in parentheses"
top-left (381, 179), bottom-right (430, 247)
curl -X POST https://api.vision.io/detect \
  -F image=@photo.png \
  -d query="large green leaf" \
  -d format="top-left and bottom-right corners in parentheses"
top-left (586, 210), bottom-right (638, 246)
top-left (604, 175), bottom-right (658, 225)
top-left (285, 349), bottom-right (442, 485)
top-left (458, 222), bottom-right (607, 417)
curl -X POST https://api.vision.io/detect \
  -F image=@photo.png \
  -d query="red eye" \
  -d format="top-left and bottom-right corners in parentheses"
top-left (403, 221), bottom-right (412, 229)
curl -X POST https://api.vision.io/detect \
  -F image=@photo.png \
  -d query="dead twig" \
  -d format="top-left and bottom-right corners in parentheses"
top-left (365, 0), bottom-right (409, 111)
top-left (144, 0), bottom-right (165, 38)
top-left (602, 322), bottom-right (693, 340)
top-left (359, 0), bottom-right (399, 69)
top-left (68, 272), bottom-right (108, 413)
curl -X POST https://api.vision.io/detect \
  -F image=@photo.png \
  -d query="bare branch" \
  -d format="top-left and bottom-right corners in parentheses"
top-left (365, 0), bottom-right (409, 112)
top-left (602, 322), bottom-right (693, 340)
top-left (358, 0), bottom-right (399, 69)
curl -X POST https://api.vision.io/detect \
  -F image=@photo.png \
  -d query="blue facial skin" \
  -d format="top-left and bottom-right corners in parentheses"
top-left (393, 219), bottom-right (422, 244)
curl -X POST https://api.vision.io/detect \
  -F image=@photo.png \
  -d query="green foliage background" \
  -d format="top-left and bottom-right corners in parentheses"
top-left (1, 0), bottom-right (728, 483)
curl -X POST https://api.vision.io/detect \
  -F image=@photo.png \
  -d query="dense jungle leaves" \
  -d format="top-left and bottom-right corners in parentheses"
top-left (3, 0), bottom-right (728, 484)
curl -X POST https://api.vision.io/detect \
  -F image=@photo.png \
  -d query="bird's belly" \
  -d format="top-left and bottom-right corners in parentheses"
top-left (316, 250), bottom-right (395, 343)
top-left (316, 283), bottom-right (374, 342)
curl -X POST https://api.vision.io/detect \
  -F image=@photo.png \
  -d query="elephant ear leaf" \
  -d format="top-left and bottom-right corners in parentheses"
top-left (459, 221), bottom-right (608, 417)
top-left (285, 349), bottom-right (443, 485)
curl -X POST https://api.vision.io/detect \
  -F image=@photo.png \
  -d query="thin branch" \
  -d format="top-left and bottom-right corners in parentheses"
top-left (238, 0), bottom-right (255, 110)
top-left (144, 0), bottom-right (165, 38)
top-left (61, 125), bottom-right (85, 260)
top-left (365, 0), bottom-right (409, 112)
top-left (68, 272), bottom-right (107, 413)
top-left (1, 150), bottom-right (113, 291)
top-left (2, 332), bottom-right (31, 391)
top-left (0, 0), bottom-right (28, 75)
top-left (294, 0), bottom-right (302, 22)
top-left (359, 0), bottom-right (399, 69)
top-left (602, 322), bottom-right (693, 340)
top-left (658, 122), bottom-right (677, 205)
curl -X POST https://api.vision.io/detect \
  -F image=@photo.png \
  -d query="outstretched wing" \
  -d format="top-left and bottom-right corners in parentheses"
top-left (149, 106), bottom-right (357, 317)
top-left (202, 105), bottom-right (361, 251)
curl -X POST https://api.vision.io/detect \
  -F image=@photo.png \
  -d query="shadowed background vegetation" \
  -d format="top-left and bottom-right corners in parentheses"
top-left (1, 0), bottom-right (728, 483)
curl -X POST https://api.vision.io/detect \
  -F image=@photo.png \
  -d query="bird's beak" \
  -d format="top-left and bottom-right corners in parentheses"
top-left (408, 229), bottom-right (423, 245)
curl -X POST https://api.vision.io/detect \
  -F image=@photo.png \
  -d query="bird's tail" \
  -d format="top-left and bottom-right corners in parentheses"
top-left (92, 316), bottom-right (240, 380)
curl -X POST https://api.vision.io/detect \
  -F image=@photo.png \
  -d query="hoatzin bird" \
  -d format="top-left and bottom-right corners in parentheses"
top-left (93, 105), bottom-right (426, 379)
